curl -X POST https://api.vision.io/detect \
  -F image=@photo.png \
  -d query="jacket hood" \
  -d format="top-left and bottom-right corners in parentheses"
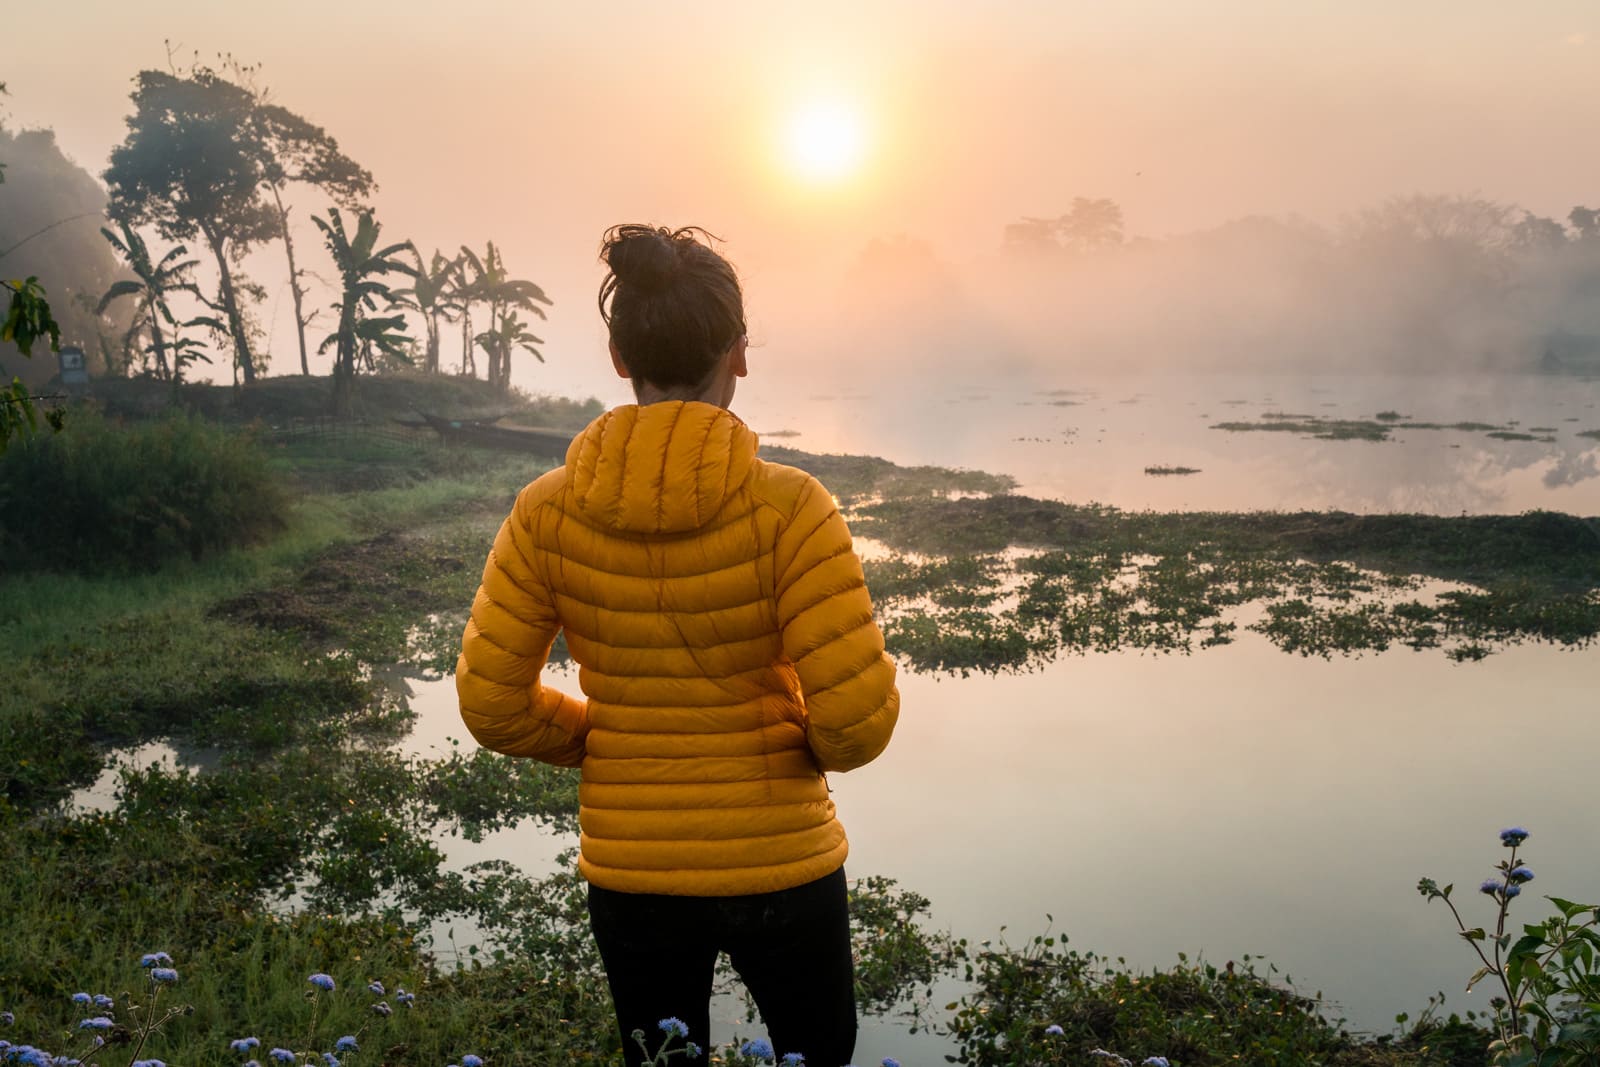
top-left (565, 401), bottom-right (759, 534)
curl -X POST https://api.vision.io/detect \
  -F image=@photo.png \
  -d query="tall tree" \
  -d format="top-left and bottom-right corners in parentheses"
top-left (313, 208), bottom-right (411, 415)
top-left (97, 221), bottom-right (201, 381)
top-left (457, 242), bottom-right (551, 392)
top-left (253, 103), bottom-right (374, 376)
top-left (104, 70), bottom-right (277, 383)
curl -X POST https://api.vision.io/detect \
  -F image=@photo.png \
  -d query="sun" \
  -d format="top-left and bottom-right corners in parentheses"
top-left (783, 99), bottom-right (867, 184)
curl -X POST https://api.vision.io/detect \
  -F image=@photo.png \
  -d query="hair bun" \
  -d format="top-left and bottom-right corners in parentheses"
top-left (604, 225), bottom-right (679, 294)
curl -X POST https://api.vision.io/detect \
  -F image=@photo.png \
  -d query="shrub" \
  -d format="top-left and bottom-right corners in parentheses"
top-left (0, 412), bottom-right (288, 572)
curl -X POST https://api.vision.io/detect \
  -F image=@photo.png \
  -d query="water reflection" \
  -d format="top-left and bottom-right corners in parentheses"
top-left (72, 740), bottom-right (222, 813)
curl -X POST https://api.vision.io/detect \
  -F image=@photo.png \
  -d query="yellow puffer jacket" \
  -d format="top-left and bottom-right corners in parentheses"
top-left (456, 400), bottom-right (899, 896)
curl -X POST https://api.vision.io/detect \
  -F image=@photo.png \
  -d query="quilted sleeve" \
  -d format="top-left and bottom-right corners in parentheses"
top-left (774, 475), bottom-right (899, 772)
top-left (456, 487), bottom-right (588, 767)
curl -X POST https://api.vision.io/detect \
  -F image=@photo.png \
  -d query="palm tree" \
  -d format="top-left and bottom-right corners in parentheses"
top-left (97, 221), bottom-right (202, 381)
top-left (312, 207), bottom-right (412, 415)
top-left (457, 241), bottom-right (552, 392)
top-left (475, 308), bottom-right (545, 386)
top-left (394, 248), bottom-right (459, 374)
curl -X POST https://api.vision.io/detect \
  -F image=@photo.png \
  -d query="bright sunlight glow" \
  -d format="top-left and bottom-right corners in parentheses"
top-left (784, 99), bottom-right (867, 183)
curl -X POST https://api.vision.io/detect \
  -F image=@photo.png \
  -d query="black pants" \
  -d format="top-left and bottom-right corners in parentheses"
top-left (587, 867), bottom-right (857, 1067)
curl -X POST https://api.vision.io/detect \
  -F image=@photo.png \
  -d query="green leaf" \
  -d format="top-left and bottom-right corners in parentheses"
top-left (1466, 964), bottom-right (1496, 992)
top-left (1511, 933), bottom-right (1549, 960)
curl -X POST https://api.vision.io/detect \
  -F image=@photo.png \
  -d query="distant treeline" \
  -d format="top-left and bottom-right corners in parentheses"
top-left (840, 194), bottom-right (1600, 375)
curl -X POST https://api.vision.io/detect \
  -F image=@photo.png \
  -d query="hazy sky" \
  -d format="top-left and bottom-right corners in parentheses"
top-left (7, 1), bottom-right (1599, 394)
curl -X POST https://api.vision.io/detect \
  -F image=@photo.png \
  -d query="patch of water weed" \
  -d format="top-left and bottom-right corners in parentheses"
top-left (855, 496), bottom-right (1600, 667)
top-left (1578, 428), bottom-right (1600, 440)
top-left (1144, 465), bottom-right (1201, 475)
top-left (863, 555), bottom-right (1005, 603)
top-left (883, 607), bottom-right (1051, 675)
top-left (1214, 413), bottom-right (1528, 443)
top-left (1486, 430), bottom-right (1554, 442)
top-left (1213, 417), bottom-right (1393, 441)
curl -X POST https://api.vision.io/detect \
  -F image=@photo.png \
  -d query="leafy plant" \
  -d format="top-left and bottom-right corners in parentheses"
top-left (1419, 829), bottom-right (1600, 1065)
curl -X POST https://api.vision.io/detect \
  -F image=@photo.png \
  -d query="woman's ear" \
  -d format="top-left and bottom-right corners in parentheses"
top-left (609, 340), bottom-right (631, 380)
top-left (730, 335), bottom-right (748, 378)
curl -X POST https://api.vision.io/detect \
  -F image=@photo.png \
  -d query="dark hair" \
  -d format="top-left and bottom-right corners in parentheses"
top-left (598, 225), bottom-right (746, 390)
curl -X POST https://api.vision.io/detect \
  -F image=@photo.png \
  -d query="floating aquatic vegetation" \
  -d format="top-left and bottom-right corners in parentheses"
top-left (857, 496), bottom-right (1600, 668)
top-left (1211, 414), bottom-right (1527, 442)
top-left (1143, 466), bottom-right (1201, 476)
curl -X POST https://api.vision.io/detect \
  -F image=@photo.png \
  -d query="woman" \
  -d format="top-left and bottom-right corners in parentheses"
top-left (456, 224), bottom-right (899, 1067)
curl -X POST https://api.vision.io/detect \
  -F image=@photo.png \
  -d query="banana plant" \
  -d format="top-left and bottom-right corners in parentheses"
top-left (393, 247), bottom-right (459, 374)
top-left (457, 241), bottom-right (551, 392)
top-left (474, 308), bottom-right (545, 385)
top-left (97, 221), bottom-right (201, 381)
top-left (312, 207), bottom-right (412, 414)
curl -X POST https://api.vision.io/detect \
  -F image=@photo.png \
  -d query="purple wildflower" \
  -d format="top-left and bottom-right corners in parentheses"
top-left (150, 968), bottom-right (178, 984)
top-left (230, 1037), bottom-right (262, 1053)
top-left (308, 973), bottom-right (335, 992)
top-left (740, 1038), bottom-right (775, 1060)
top-left (1500, 827), bottom-right (1530, 847)
top-left (139, 953), bottom-right (172, 968)
top-left (335, 1037), bottom-right (359, 1052)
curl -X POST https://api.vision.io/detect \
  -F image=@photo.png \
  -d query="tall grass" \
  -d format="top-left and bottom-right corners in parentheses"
top-left (0, 412), bottom-right (289, 573)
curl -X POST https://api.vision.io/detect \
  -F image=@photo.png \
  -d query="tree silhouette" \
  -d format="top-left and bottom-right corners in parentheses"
top-left (1058, 197), bottom-right (1124, 251)
top-left (313, 208), bottom-right (411, 415)
top-left (474, 308), bottom-right (545, 388)
top-left (394, 248), bottom-right (460, 375)
top-left (253, 102), bottom-right (374, 376)
top-left (457, 242), bottom-right (551, 392)
top-left (104, 70), bottom-right (278, 384)
top-left (97, 221), bottom-right (203, 381)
